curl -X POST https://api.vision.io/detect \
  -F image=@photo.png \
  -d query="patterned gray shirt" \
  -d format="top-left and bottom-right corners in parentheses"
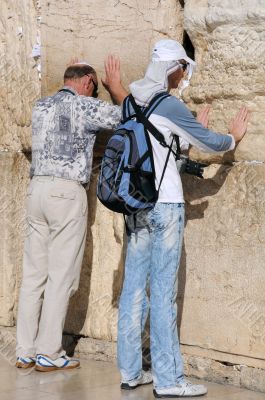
top-left (30, 87), bottom-right (121, 183)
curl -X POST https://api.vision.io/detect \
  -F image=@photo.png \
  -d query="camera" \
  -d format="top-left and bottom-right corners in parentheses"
top-left (175, 154), bottom-right (207, 178)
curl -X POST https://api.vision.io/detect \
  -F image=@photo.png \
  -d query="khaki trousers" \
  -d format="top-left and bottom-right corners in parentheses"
top-left (16, 176), bottom-right (88, 359)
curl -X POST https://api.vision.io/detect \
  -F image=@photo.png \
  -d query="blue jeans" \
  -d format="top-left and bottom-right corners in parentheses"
top-left (118, 203), bottom-right (185, 390)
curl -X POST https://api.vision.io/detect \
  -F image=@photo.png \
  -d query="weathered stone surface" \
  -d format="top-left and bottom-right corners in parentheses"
top-left (64, 172), bottom-right (125, 341)
top-left (184, 0), bottom-right (265, 163)
top-left (241, 365), bottom-right (265, 393)
top-left (180, 163), bottom-right (265, 361)
top-left (76, 336), bottom-right (116, 363)
top-left (0, 1), bottom-right (41, 151)
top-left (180, 344), bottom-right (265, 370)
top-left (0, 152), bottom-right (31, 326)
top-left (41, 0), bottom-right (184, 96)
top-left (183, 353), bottom-right (265, 393)
top-left (0, 327), bottom-right (17, 367)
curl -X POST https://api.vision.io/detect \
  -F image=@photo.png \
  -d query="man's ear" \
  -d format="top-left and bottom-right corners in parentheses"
top-left (81, 75), bottom-right (91, 88)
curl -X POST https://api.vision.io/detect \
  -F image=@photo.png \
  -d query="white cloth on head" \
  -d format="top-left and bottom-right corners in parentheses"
top-left (152, 39), bottom-right (196, 65)
top-left (130, 39), bottom-right (196, 106)
top-left (129, 60), bottom-right (180, 107)
top-left (73, 61), bottom-right (93, 67)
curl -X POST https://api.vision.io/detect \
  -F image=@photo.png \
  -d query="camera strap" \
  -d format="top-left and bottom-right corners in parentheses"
top-left (174, 135), bottom-right (182, 159)
top-left (158, 137), bottom-right (174, 191)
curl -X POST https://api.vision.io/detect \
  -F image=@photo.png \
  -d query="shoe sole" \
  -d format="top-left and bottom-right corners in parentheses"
top-left (35, 363), bottom-right (80, 372)
top-left (16, 362), bottom-right (35, 369)
top-left (121, 381), bottom-right (153, 390)
top-left (153, 389), bottom-right (207, 398)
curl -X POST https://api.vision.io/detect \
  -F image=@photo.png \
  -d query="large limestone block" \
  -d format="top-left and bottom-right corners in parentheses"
top-left (0, 152), bottom-right (31, 326)
top-left (65, 173), bottom-right (125, 340)
top-left (41, 0), bottom-right (184, 96)
top-left (0, 1), bottom-right (41, 151)
top-left (184, 0), bottom-right (265, 163)
top-left (179, 163), bottom-right (265, 361)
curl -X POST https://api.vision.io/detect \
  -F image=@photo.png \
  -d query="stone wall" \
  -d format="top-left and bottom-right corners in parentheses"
top-left (184, 0), bottom-right (265, 163)
top-left (41, 0), bottom-right (184, 96)
top-left (0, 0), bottom-right (40, 326)
top-left (0, 0), bottom-right (265, 392)
top-left (180, 0), bottom-right (265, 369)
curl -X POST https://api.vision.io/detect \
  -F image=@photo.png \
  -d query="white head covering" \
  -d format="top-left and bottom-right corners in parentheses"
top-left (152, 39), bottom-right (195, 65)
top-left (73, 61), bottom-right (93, 67)
top-left (130, 39), bottom-right (196, 106)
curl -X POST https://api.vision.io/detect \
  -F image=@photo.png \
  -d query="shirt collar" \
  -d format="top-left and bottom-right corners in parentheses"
top-left (61, 86), bottom-right (78, 96)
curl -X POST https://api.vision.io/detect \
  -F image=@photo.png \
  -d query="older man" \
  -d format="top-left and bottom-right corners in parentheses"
top-left (16, 57), bottom-right (127, 371)
top-left (117, 40), bottom-right (249, 397)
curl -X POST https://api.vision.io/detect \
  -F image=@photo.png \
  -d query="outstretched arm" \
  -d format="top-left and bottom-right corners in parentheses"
top-left (198, 105), bottom-right (250, 144)
top-left (102, 55), bottom-right (128, 105)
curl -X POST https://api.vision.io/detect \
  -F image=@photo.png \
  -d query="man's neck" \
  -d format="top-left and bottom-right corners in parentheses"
top-left (63, 81), bottom-right (81, 95)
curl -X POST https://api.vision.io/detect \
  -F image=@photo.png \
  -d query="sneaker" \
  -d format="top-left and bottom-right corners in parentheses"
top-left (16, 356), bottom-right (36, 369)
top-left (121, 370), bottom-right (153, 390)
top-left (35, 354), bottom-right (80, 372)
top-left (154, 381), bottom-right (208, 398)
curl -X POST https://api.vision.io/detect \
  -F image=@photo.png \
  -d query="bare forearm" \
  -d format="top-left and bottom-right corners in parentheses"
top-left (108, 85), bottom-right (128, 105)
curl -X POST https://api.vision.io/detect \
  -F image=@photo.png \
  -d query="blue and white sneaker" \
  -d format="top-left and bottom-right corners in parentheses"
top-left (16, 356), bottom-right (36, 369)
top-left (35, 354), bottom-right (80, 372)
top-left (121, 370), bottom-right (153, 390)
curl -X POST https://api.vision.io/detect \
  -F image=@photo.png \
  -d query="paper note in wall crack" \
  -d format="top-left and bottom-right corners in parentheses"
top-left (31, 43), bottom-right (41, 58)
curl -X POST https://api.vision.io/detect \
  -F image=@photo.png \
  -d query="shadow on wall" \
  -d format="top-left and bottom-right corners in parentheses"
top-left (93, 130), bottom-right (126, 309)
top-left (62, 131), bottom-right (126, 354)
top-left (62, 172), bottom-right (97, 350)
top-left (177, 161), bottom-right (234, 336)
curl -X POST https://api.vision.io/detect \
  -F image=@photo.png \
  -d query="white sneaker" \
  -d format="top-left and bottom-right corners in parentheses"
top-left (121, 370), bottom-right (153, 390)
top-left (35, 354), bottom-right (80, 372)
top-left (154, 381), bottom-right (208, 398)
top-left (16, 356), bottom-right (36, 369)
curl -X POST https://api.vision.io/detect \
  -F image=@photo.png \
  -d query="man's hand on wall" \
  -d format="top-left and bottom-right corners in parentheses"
top-left (197, 106), bottom-right (211, 128)
top-left (102, 55), bottom-right (128, 105)
top-left (102, 55), bottom-right (121, 89)
top-left (229, 107), bottom-right (250, 143)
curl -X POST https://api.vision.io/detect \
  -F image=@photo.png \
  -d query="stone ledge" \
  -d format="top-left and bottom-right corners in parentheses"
top-left (73, 335), bottom-right (265, 394)
top-left (0, 327), bottom-right (264, 393)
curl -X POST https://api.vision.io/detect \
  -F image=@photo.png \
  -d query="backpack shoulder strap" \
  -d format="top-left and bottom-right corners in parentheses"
top-left (122, 92), bottom-right (170, 125)
top-left (129, 94), bottom-right (168, 148)
top-left (122, 96), bottom-right (131, 122)
top-left (144, 92), bottom-right (170, 118)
